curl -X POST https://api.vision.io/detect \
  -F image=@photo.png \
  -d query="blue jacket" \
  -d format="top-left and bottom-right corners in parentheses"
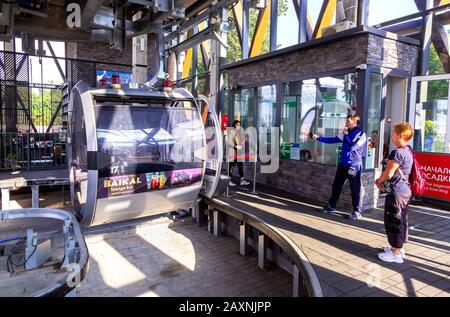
top-left (317, 126), bottom-right (367, 166)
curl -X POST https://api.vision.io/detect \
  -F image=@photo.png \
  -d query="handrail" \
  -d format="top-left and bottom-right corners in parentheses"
top-left (204, 197), bottom-right (324, 297)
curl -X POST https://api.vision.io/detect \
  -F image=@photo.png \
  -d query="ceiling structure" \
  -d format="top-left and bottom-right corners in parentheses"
top-left (0, 0), bottom-right (220, 49)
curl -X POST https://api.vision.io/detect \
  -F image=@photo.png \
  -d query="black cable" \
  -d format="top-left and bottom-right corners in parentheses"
top-left (6, 237), bottom-right (38, 273)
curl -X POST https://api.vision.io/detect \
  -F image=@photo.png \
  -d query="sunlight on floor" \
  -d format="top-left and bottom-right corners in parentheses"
top-left (135, 223), bottom-right (196, 272)
top-left (87, 238), bottom-right (146, 289)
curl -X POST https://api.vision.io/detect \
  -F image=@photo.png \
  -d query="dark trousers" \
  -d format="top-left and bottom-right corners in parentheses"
top-left (229, 160), bottom-right (244, 178)
top-left (329, 164), bottom-right (362, 212)
top-left (384, 192), bottom-right (411, 249)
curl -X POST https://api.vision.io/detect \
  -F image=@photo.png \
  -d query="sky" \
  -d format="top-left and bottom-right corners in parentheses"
top-left (277, 0), bottom-right (420, 49)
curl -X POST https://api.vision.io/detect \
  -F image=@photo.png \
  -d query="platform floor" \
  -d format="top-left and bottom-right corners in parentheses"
top-left (1, 189), bottom-right (292, 297)
top-left (75, 218), bottom-right (292, 297)
top-left (209, 185), bottom-right (450, 297)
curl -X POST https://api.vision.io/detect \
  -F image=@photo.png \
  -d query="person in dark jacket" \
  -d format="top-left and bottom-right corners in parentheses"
top-left (311, 114), bottom-right (367, 221)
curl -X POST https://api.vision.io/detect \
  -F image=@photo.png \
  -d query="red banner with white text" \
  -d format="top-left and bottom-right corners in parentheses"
top-left (415, 152), bottom-right (450, 201)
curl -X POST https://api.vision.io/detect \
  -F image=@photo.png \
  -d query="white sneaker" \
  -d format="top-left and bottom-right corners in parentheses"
top-left (383, 246), bottom-right (406, 259)
top-left (378, 249), bottom-right (404, 264)
top-left (240, 180), bottom-right (250, 186)
top-left (229, 181), bottom-right (237, 187)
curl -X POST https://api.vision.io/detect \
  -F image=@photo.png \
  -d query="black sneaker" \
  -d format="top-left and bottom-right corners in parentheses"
top-left (320, 205), bottom-right (336, 214)
top-left (347, 211), bottom-right (362, 221)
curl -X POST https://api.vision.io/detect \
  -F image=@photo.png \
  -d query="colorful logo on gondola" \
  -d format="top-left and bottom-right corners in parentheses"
top-left (145, 172), bottom-right (167, 190)
top-left (103, 176), bottom-right (141, 188)
top-left (98, 175), bottom-right (146, 197)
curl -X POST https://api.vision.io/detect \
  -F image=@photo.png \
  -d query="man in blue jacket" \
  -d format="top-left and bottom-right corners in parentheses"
top-left (311, 114), bottom-right (367, 221)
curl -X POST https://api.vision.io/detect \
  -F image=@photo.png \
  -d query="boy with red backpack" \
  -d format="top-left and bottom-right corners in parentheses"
top-left (375, 122), bottom-right (419, 264)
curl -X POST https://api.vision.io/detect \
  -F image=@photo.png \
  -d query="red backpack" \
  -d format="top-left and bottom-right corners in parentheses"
top-left (399, 148), bottom-right (426, 196)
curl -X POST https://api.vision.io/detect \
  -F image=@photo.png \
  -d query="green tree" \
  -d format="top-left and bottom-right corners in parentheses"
top-left (31, 88), bottom-right (62, 129)
top-left (427, 43), bottom-right (448, 101)
top-left (227, 0), bottom-right (288, 63)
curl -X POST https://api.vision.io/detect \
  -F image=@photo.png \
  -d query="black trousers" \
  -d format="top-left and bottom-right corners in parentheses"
top-left (329, 164), bottom-right (362, 212)
top-left (229, 160), bottom-right (244, 178)
top-left (384, 192), bottom-right (411, 249)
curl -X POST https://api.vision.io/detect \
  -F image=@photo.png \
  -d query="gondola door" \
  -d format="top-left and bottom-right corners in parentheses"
top-left (197, 95), bottom-right (226, 198)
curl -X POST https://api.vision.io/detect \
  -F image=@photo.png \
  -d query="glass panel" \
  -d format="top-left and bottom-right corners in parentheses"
top-left (257, 85), bottom-right (277, 146)
top-left (233, 88), bottom-right (256, 129)
top-left (281, 82), bottom-right (300, 143)
top-left (257, 85), bottom-right (276, 129)
top-left (277, 0), bottom-right (298, 49)
top-left (298, 79), bottom-right (318, 161)
top-left (368, 0), bottom-right (419, 26)
top-left (366, 73), bottom-right (382, 169)
top-left (415, 80), bottom-right (449, 153)
top-left (293, 74), bottom-right (357, 165)
top-left (95, 106), bottom-right (204, 179)
top-left (315, 75), bottom-right (356, 165)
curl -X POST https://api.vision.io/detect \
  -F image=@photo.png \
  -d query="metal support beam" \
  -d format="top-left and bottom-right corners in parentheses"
top-left (46, 101), bottom-right (62, 133)
top-left (210, 8), bottom-right (228, 113)
top-left (258, 233), bottom-right (269, 269)
top-left (15, 54), bottom-right (27, 77)
top-left (419, 0), bottom-right (434, 75)
top-left (242, 0), bottom-right (250, 59)
top-left (32, 185), bottom-right (39, 208)
top-left (357, 0), bottom-right (369, 26)
top-left (207, 208), bottom-right (212, 233)
top-left (81, 0), bottom-right (104, 28)
top-left (171, 24), bottom-right (221, 54)
top-left (132, 11), bottom-right (148, 84)
top-left (297, 0), bottom-right (308, 43)
top-left (232, 1), bottom-right (244, 52)
top-left (270, 0), bottom-right (278, 52)
top-left (192, 26), bottom-right (199, 95)
top-left (249, 0), bottom-right (271, 57)
top-left (1, 188), bottom-right (10, 211)
top-left (213, 210), bottom-right (221, 237)
top-left (164, 0), bottom-right (238, 43)
top-left (293, 264), bottom-right (302, 297)
top-left (239, 222), bottom-right (249, 255)
top-left (45, 41), bottom-right (66, 82)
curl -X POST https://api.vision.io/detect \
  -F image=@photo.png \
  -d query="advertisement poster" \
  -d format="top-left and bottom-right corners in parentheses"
top-left (170, 168), bottom-right (202, 188)
top-left (98, 174), bottom-right (147, 198)
top-left (145, 172), bottom-right (170, 191)
top-left (97, 168), bottom-right (202, 198)
top-left (97, 70), bottom-right (132, 84)
top-left (415, 152), bottom-right (450, 201)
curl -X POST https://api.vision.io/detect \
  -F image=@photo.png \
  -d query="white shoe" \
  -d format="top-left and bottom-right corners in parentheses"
top-left (229, 181), bottom-right (236, 187)
top-left (378, 249), bottom-right (404, 264)
top-left (383, 246), bottom-right (406, 259)
top-left (240, 180), bottom-right (250, 186)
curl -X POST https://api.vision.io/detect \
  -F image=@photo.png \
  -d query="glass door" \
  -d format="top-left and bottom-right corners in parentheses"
top-left (409, 74), bottom-right (450, 154)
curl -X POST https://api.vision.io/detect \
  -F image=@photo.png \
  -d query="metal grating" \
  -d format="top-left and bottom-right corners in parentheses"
top-left (0, 51), bottom-right (31, 133)
top-left (70, 60), bottom-right (96, 88)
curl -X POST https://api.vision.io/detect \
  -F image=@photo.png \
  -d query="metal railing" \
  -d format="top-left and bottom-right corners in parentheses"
top-left (0, 132), bottom-right (67, 171)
